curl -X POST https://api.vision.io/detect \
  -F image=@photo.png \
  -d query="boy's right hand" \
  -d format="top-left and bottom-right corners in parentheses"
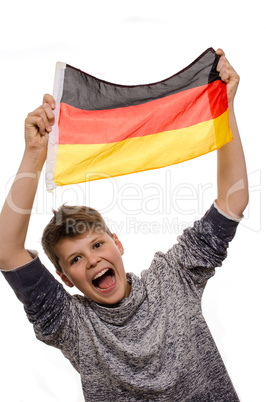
top-left (25, 94), bottom-right (55, 157)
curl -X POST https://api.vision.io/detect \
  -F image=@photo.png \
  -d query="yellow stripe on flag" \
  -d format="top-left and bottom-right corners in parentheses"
top-left (53, 110), bottom-right (232, 186)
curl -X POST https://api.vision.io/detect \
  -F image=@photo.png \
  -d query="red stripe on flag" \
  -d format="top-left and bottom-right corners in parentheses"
top-left (58, 80), bottom-right (227, 145)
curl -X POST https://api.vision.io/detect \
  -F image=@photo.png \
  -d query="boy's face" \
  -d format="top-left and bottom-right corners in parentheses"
top-left (55, 231), bottom-right (131, 305)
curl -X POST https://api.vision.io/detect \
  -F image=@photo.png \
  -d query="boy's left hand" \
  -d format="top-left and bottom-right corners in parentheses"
top-left (216, 49), bottom-right (240, 106)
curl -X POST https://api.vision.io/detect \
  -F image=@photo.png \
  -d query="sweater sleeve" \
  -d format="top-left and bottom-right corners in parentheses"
top-left (1, 257), bottom-right (80, 370)
top-left (177, 203), bottom-right (240, 269)
top-left (163, 203), bottom-right (241, 289)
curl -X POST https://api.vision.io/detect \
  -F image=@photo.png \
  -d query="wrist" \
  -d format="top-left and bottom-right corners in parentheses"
top-left (228, 102), bottom-right (236, 119)
top-left (22, 148), bottom-right (47, 172)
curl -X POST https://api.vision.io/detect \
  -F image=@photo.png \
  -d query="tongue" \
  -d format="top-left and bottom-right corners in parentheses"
top-left (96, 271), bottom-right (113, 289)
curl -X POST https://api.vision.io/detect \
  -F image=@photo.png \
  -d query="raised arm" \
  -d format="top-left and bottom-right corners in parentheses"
top-left (215, 49), bottom-right (249, 219)
top-left (0, 95), bottom-right (55, 270)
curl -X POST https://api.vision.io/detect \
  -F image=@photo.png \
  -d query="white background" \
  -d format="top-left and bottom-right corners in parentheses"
top-left (0, 0), bottom-right (265, 401)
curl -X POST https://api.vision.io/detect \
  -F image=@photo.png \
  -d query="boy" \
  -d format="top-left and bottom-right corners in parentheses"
top-left (0, 49), bottom-right (248, 401)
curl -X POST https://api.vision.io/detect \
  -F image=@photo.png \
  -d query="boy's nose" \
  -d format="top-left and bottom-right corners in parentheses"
top-left (87, 254), bottom-right (101, 269)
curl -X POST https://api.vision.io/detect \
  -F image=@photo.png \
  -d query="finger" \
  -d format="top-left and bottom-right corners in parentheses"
top-left (216, 56), bottom-right (230, 81)
top-left (220, 71), bottom-right (230, 84)
top-left (38, 102), bottom-right (55, 129)
top-left (43, 94), bottom-right (56, 109)
top-left (218, 57), bottom-right (233, 83)
top-left (42, 102), bottom-right (55, 126)
top-left (36, 106), bottom-right (53, 132)
top-left (216, 48), bottom-right (225, 57)
top-left (26, 114), bottom-right (47, 136)
top-left (27, 106), bottom-right (53, 135)
top-left (216, 48), bottom-right (228, 73)
top-left (216, 53), bottom-right (227, 71)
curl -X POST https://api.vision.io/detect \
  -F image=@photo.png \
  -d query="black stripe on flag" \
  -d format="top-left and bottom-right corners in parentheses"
top-left (61, 48), bottom-right (221, 111)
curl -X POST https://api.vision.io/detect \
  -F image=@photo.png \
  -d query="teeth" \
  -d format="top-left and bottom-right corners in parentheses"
top-left (94, 274), bottom-right (116, 291)
top-left (93, 268), bottom-right (110, 281)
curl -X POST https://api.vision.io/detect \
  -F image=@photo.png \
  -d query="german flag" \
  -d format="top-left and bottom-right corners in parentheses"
top-left (46, 47), bottom-right (232, 190)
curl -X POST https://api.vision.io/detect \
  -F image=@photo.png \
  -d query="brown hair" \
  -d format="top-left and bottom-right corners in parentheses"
top-left (41, 205), bottom-right (112, 273)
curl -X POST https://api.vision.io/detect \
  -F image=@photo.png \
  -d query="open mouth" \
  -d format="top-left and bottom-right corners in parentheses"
top-left (92, 268), bottom-right (116, 292)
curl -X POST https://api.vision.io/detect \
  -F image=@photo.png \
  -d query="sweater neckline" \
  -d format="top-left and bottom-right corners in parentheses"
top-left (87, 273), bottom-right (146, 325)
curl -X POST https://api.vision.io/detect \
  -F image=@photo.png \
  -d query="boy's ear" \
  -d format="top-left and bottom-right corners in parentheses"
top-left (56, 271), bottom-right (74, 288)
top-left (112, 233), bottom-right (124, 256)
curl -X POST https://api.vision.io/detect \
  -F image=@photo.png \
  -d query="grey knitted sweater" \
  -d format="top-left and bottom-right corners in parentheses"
top-left (2, 205), bottom-right (240, 401)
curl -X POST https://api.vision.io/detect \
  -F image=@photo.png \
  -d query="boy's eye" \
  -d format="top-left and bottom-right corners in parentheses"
top-left (94, 242), bottom-right (102, 249)
top-left (71, 256), bottom-right (81, 265)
